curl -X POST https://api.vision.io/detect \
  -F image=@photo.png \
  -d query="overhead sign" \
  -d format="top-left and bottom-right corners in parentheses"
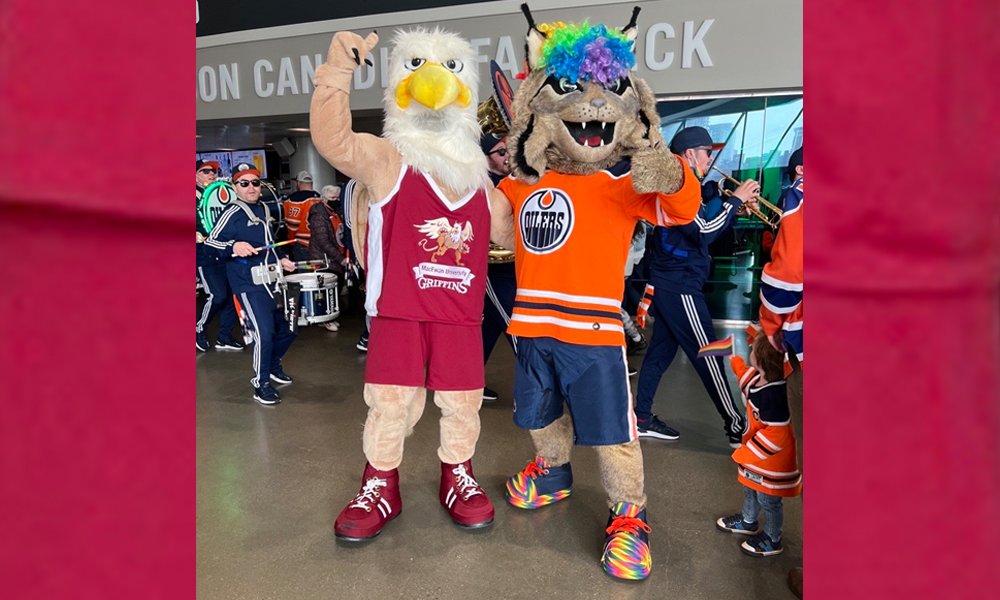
top-left (197, 0), bottom-right (802, 121)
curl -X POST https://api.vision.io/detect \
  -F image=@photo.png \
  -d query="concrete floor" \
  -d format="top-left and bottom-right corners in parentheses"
top-left (197, 307), bottom-right (803, 599)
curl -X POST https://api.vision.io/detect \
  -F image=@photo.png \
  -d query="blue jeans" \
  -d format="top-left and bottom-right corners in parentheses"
top-left (742, 485), bottom-right (783, 542)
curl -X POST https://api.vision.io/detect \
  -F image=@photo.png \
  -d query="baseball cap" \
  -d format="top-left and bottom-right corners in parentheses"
top-left (232, 162), bottom-right (260, 181)
top-left (787, 147), bottom-right (803, 176)
top-left (196, 159), bottom-right (220, 172)
top-left (669, 126), bottom-right (726, 155)
top-left (295, 170), bottom-right (313, 183)
top-left (480, 133), bottom-right (504, 155)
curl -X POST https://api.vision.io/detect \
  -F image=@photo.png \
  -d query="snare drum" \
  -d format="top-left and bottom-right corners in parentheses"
top-left (285, 272), bottom-right (339, 325)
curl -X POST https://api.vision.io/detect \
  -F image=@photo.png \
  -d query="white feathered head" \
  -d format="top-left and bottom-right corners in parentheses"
top-left (383, 28), bottom-right (488, 193)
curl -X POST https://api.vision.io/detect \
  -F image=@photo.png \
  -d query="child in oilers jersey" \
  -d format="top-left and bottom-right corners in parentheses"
top-left (715, 330), bottom-right (801, 556)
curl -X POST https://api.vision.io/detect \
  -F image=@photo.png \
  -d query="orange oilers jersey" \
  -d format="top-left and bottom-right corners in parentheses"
top-left (497, 158), bottom-right (700, 346)
top-left (284, 196), bottom-right (322, 246)
top-left (730, 357), bottom-right (801, 498)
top-left (760, 177), bottom-right (803, 366)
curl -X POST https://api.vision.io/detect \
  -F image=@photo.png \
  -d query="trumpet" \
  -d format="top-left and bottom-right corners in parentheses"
top-left (710, 166), bottom-right (783, 229)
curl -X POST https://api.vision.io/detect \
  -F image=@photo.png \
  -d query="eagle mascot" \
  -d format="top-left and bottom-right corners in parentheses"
top-left (487, 5), bottom-right (702, 580)
top-left (310, 28), bottom-right (514, 541)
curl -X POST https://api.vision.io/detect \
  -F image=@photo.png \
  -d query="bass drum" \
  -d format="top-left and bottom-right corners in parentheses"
top-left (197, 181), bottom-right (237, 233)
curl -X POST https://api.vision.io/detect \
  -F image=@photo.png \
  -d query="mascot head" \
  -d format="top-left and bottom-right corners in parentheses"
top-left (508, 5), bottom-right (663, 183)
top-left (383, 28), bottom-right (488, 193)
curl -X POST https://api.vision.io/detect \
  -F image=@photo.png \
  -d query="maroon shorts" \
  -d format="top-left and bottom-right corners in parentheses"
top-left (365, 317), bottom-right (484, 391)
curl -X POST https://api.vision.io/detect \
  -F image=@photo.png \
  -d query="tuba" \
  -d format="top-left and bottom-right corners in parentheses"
top-left (478, 97), bottom-right (509, 138)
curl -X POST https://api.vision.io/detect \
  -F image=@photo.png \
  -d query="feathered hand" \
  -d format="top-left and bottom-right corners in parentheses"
top-left (314, 31), bottom-right (379, 93)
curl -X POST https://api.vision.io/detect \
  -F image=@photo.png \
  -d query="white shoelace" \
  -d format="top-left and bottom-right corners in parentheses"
top-left (349, 477), bottom-right (386, 510)
top-left (452, 464), bottom-right (483, 500)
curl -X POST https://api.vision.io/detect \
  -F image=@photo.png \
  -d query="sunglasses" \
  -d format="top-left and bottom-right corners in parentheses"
top-left (235, 179), bottom-right (262, 188)
top-left (487, 148), bottom-right (508, 157)
top-left (198, 168), bottom-right (217, 174)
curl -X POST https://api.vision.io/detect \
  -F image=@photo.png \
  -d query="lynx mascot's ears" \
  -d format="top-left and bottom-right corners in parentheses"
top-left (507, 4), bottom-right (668, 185)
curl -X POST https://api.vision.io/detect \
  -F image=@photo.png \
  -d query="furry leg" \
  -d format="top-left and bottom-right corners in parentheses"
top-left (362, 383), bottom-right (423, 471)
top-left (434, 389), bottom-right (483, 465)
top-left (528, 412), bottom-right (574, 466)
top-left (405, 389), bottom-right (427, 435)
top-left (595, 440), bottom-right (647, 508)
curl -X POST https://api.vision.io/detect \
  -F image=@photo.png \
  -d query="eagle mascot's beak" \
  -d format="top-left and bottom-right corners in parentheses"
top-left (395, 63), bottom-right (472, 111)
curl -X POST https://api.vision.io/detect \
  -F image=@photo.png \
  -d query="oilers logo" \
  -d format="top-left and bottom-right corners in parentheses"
top-left (518, 188), bottom-right (574, 254)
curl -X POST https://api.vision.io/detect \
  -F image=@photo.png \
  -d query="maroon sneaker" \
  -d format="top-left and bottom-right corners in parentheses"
top-left (334, 463), bottom-right (402, 541)
top-left (439, 460), bottom-right (495, 528)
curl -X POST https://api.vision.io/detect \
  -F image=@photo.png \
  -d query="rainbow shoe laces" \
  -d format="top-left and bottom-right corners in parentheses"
top-left (505, 456), bottom-right (573, 509)
top-left (601, 501), bottom-right (652, 580)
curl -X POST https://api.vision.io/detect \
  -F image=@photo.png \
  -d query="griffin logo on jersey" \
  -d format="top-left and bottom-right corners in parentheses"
top-left (519, 188), bottom-right (574, 254)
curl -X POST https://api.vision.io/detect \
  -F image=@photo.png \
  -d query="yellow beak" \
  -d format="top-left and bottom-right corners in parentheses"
top-left (395, 63), bottom-right (471, 111)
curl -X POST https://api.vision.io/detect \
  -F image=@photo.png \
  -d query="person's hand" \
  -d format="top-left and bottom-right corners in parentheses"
top-left (196, 232), bottom-right (205, 243)
top-left (732, 178), bottom-right (761, 203)
top-left (767, 332), bottom-right (783, 352)
top-left (341, 258), bottom-right (351, 267)
top-left (281, 258), bottom-right (296, 272)
top-left (233, 241), bottom-right (258, 257)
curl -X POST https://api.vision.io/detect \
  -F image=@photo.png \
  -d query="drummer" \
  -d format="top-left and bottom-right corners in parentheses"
top-left (204, 163), bottom-right (298, 405)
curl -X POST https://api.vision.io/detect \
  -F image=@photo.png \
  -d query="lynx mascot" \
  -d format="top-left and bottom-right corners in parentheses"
top-left (310, 28), bottom-right (514, 541)
top-left (492, 5), bottom-right (701, 580)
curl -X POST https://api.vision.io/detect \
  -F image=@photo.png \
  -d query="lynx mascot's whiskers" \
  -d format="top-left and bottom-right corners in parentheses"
top-left (310, 28), bottom-right (517, 541)
top-left (489, 5), bottom-right (701, 580)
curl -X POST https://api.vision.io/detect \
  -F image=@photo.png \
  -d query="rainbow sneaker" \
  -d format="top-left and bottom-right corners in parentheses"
top-left (505, 456), bottom-right (573, 509)
top-left (601, 502), bottom-right (652, 581)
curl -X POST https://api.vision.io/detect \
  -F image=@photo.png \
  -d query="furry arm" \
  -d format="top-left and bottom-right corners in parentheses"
top-left (311, 31), bottom-right (401, 201)
top-left (488, 187), bottom-right (516, 250)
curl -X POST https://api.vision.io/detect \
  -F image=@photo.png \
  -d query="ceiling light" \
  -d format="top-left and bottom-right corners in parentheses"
top-left (287, 127), bottom-right (310, 132)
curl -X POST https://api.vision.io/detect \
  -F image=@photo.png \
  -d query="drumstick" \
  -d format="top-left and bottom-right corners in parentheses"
top-left (231, 239), bottom-right (295, 257)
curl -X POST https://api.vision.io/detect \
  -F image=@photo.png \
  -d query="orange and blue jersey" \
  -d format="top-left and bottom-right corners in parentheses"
top-left (284, 191), bottom-right (322, 247)
top-left (730, 357), bottom-right (801, 498)
top-left (760, 177), bottom-right (803, 367)
top-left (497, 158), bottom-right (701, 347)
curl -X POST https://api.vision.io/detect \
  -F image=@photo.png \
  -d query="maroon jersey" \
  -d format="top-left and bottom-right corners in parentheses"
top-left (364, 166), bottom-right (490, 326)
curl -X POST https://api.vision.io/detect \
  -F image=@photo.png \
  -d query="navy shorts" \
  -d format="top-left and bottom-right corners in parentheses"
top-left (513, 337), bottom-right (637, 445)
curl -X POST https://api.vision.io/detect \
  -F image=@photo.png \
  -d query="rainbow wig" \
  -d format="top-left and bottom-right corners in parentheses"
top-left (537, 21), bottom-right (635, 86)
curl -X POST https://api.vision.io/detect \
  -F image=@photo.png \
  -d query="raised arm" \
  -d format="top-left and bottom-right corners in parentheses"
top-left (310, 31), bottom-right (400, 198)
top-left (488, 186), bottom-right (516, 251)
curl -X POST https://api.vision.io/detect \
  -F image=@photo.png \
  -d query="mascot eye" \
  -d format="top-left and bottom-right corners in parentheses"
top-left (607, 77), bottom-right (632, 96)
top-left (405, 58), bottom-right (427, 71)
top-left (557, 78), bottom-right (579, 94)
top-left (443, 59), bottom-right (463, 73)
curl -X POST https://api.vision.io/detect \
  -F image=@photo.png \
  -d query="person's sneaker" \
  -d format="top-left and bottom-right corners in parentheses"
top-left (196, 335), bottom-right (210, 352)
top-left (626, 334), bottom-right (648, 355)
top-left (440, 460), bottom-right (494, 528)
top-left (728, 433), bottom-right (743, 448)
top-left (716, 513), bottom-right (761, 535)
top-left (482, 387), bottom-right (498, 402)
top-left (636, 415), bottom-right (680, 440)
top-left (356, 336), bottom-right (369, 352)
top-left (253, 383), bottom-right (281, 405)
top-left (215, 338), bottom-right (244, 351)
top-left (334, 463), bottom-right (402, 541)
top-left (270, 366), bottom-right (293, 385)
top-left (601, 502), bottom-right (652, 580)
top-left (628, 363), bottom-right (638, 377)
top-left (324, 321), bottom-right (340, 332)
top-left (741, 531), bottom-right (783, 557)
top-left (506, 456), bottom-right (573, 509)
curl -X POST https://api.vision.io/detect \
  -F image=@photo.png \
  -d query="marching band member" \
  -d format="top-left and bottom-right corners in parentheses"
top-left (759, 147), bottom-right (803, 372)
top-left (204, 163), bottom-right (298, 405)
top-left (196, 159), bottom-right (242, 352)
